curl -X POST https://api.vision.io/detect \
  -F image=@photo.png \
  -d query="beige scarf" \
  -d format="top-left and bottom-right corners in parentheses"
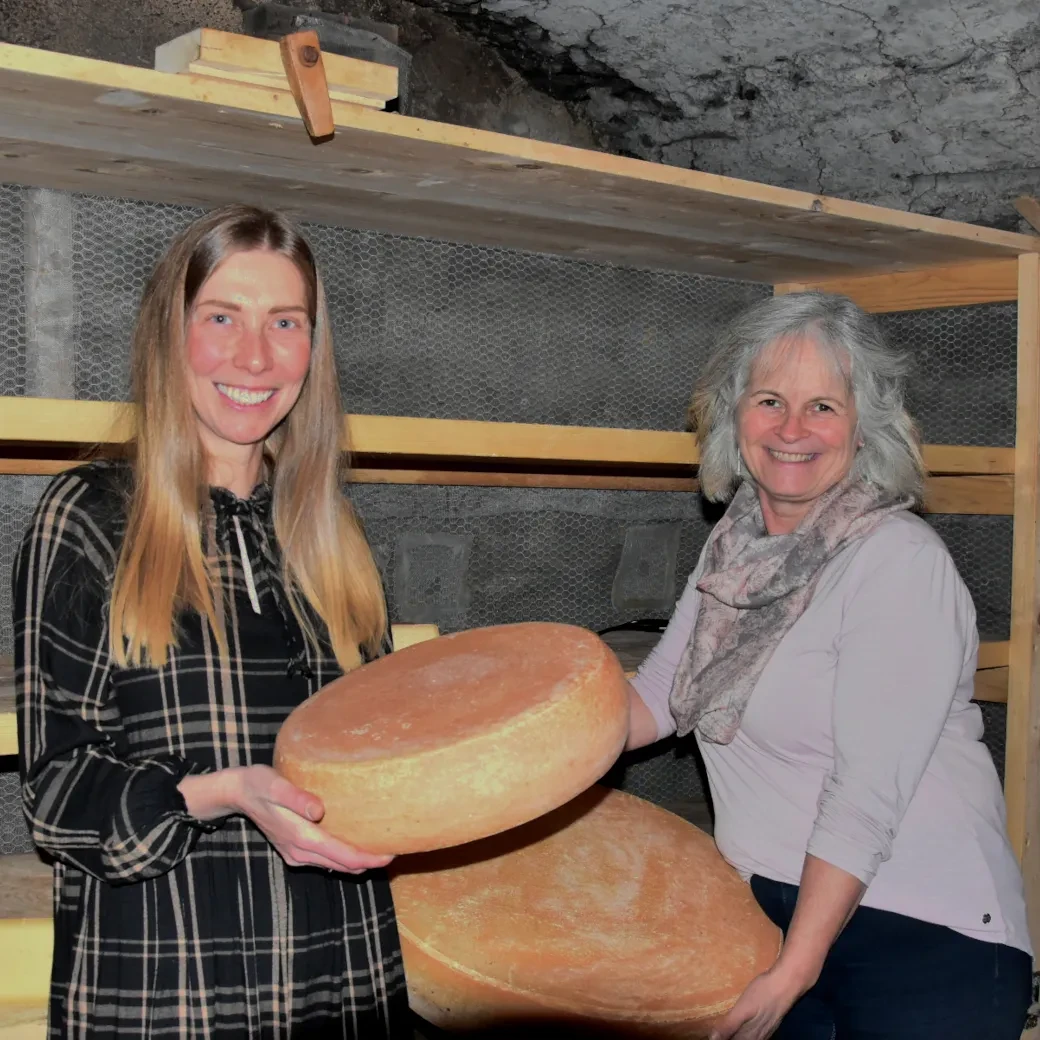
top-left (669, 477), bottom-right (911, 742)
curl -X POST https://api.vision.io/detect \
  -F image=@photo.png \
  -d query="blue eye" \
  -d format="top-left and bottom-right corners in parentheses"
top-left (209, 313), bottom-right (230, 325)
top-left (276, 318), bottom-right (297, 329)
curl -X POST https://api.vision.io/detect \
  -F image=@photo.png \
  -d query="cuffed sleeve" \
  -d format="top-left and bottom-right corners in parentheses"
top-left (14, 473), bottom-right (217, 884)
top-left (806, 530), bottom-right (973, 885)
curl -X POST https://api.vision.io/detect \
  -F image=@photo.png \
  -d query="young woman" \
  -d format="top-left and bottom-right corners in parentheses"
top-left (15, 205), bottom-right (408, 1037)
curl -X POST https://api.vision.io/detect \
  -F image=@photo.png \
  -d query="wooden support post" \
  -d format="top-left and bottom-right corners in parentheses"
top-left (1006, 252), bottom-right (1040, 986)
top-left (1014, 197), bottom-right (1040, 237)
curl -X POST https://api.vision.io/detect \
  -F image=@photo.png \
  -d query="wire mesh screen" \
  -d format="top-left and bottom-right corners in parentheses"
top-left (0, 186), bottom-right (1018, 833)
top-left (880, 304), bottom-right (1017, 448)
top-left (0, 185), bottom-right (26, 398)
top-left (0, 765), bottom-right (31, 855)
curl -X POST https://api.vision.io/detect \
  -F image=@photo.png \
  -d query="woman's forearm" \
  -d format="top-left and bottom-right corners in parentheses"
top-left (626, 684), bottom-right (660, 750)
top-left (773, 854), bottom-right (866, 991)
top-left (178, 769), bottom-right (243, 822)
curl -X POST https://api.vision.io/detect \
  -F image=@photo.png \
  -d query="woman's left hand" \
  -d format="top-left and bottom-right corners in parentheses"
top-left (708, 966), bottom-right (807, 1040)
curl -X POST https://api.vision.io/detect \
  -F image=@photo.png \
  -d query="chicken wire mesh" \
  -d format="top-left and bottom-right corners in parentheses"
top-left (0, 185), bottom-right (1018, 845)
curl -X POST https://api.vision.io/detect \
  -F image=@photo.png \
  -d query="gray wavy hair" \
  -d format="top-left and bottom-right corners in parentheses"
top-left (690, 291), bottom-right (925, 504)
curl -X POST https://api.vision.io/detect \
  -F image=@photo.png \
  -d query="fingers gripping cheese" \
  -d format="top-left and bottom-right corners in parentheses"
top-left (273, 622), bottom-right (630, 854)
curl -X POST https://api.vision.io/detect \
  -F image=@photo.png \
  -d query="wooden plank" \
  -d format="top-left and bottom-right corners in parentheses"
top-left (921, 475), bottom-right (1014, 515)
top-left (183, 62), bottom-right (384, 109)
top-left (0, 43), bottom-right (1035, 282)
top-left (1014, 196), bottom-right (1040, 236)
top-left (0, 399), bottom-right (701, 468)
top-left (0, 657), bottom-right (13, 758)
top-left (978, 641), bottom-right (1010, 670)
top-left (0, 458), bottom-right (1016, 515)
top-left (0, 399), bottom-right (1019, 475)
top-left (920, 444), bottom-right (1014, 475)
top-left (154, 27), bottom-right (398, 102)
top-left (973, 667), bottom-right (1008, 704)
top-left (774, 258), bottom-right (1019, 313)
top-left (0, 920), bottom-right (51, 1004)
top-left (0, 1002), bottom-right (47, 1039)
top-left (1005, 252), bottom-right (1040, 953)
top-left (350, 469), bottom-right (700, 492)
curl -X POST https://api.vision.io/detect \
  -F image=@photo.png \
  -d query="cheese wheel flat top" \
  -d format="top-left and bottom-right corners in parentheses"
top-left (278, 622), bottom-right (617, 764)
top-left (391, 787), bottom-right (782, 1021)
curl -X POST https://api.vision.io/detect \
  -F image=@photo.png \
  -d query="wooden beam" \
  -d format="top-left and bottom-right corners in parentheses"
top-left (350, 468), bottom-right (700, 492)
top-left (920, 444), bottom-right (1014, 475)
top-left (921, 475), bottom-right (1014, 515)
top-left (978, 641), bottom-right (1010, 670)
top-left (1006, 251), bottom-right (1040, 956)
top-left (154, 27), bottom-right (398, 103)
top-left (0, 456), bottom-right (1014, 515)
top-left (0, 674), bottom-right (13, 758)
top-left (1014, 196), bottom-right (1040, 236)
top-left (973, 667), bottom-right (1008, 704)
top-left (0, 399), bottom-right (1019, 476)
top-left (0, 42), bottom-right (1036, 282)
top-left (774, 258), bottom-right (1020, 313)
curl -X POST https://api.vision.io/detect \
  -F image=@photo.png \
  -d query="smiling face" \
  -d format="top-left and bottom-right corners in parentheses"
top-left (185, 248), bottom-right (313, 495)
top-left (736, 336), bottom-right (859, 534)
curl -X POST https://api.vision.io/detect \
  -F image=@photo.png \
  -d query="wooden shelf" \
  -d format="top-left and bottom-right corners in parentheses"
top-left (0, 42), bottom-right (1035, 284)
top-left (0, 854), bottom-right (52, 1017)
top-left (0, 397), bottom-right (1018, 475)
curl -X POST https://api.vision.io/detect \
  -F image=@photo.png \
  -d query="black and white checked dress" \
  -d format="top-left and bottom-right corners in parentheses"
top-left (13, 461), bottom-right (408, 1038)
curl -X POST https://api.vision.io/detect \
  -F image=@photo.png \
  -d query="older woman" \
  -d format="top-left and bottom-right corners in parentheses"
top-left (627, 293), bottom-right (1032, 1040)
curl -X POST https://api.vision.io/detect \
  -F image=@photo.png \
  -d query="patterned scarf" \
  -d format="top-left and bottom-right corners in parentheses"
top-left (669, 477), bottom-right (912, 742)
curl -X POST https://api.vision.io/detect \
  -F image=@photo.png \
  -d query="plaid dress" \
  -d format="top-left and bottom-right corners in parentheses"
top-left (13, 461), bottom-right (409, 1039)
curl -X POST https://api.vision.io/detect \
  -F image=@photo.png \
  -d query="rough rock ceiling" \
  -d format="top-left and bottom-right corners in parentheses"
top-left (417, 0), bottom-right (1040, 229)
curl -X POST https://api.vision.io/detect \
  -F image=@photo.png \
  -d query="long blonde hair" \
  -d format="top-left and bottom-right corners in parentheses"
top-left (110, 205), bottom-right (386, 671)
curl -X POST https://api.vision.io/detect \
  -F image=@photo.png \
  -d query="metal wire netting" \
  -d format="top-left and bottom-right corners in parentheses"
top-left (0, 186), bottom-right (1017, 828)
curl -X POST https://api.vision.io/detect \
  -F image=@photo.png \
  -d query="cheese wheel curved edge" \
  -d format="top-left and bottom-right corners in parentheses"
top-left (390, 786), bottom-right (783, 1037)
top-left (272, 623), bottom-right (630, 855)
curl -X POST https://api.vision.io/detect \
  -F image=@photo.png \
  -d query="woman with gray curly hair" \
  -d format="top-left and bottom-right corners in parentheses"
top-left (627, 292), bottom-right (1031, 1040)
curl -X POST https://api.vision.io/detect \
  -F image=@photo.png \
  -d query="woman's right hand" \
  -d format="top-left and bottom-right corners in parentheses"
top-left (179, 765), bottom-right (394, 875)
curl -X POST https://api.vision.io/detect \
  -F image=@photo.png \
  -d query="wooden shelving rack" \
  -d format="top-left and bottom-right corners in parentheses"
top-left (0, 35), bottom-right (1037, 1036)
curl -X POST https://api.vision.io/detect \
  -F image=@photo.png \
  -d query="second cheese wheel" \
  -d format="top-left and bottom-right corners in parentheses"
top-left (273, 622), bottom-right (629, 854)
top-left (391, 786), bottom-right (783, 1037)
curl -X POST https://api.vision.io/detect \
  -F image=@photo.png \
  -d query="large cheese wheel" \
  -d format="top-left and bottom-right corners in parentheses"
top-left (390, 786), bottom-right (782, 1037)
top-left (273, 622), bottom-right (629, 855)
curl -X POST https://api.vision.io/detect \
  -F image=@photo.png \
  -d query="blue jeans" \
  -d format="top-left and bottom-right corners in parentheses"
top-left (750, 875), bottom-right (1032, 1040)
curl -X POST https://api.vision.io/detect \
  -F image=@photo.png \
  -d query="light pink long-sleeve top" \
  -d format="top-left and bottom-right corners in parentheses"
top-left (631, 510), bottom-right (1032, 954)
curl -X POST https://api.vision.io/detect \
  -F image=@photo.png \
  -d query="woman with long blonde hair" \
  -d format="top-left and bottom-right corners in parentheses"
top-left (15, 205), bottom-right (408, 1037)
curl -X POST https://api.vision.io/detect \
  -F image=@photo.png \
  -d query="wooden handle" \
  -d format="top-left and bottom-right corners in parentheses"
top-left (279, 30), bottom-right (335, 139)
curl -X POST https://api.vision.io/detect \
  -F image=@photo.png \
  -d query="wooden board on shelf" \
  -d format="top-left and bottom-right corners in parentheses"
top-left (0, 399), bottom-right (1019, 480)
top-left (0, 42), bottom-right (1034, 282)
top-left (774, 258), bottom-right (1019, 313)
top-left (0, 457), bottom-right (1018, 514)
top-left (154, 27), bottom-right (398, 106)
top-left (978, 641), bottom-right (1009, 670)
top-left (973, 667), bottom-right (1008, 704)
top-left (0, 656), bottom-right (13, 758)
top-left (921, 475), bottom-right (1014, 515)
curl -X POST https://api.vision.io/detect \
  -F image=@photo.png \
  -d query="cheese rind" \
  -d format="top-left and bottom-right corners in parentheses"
top-left (273, 623), bottom-right (630, 854)
top-left (390, 787), bottom-right (783, 1036)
